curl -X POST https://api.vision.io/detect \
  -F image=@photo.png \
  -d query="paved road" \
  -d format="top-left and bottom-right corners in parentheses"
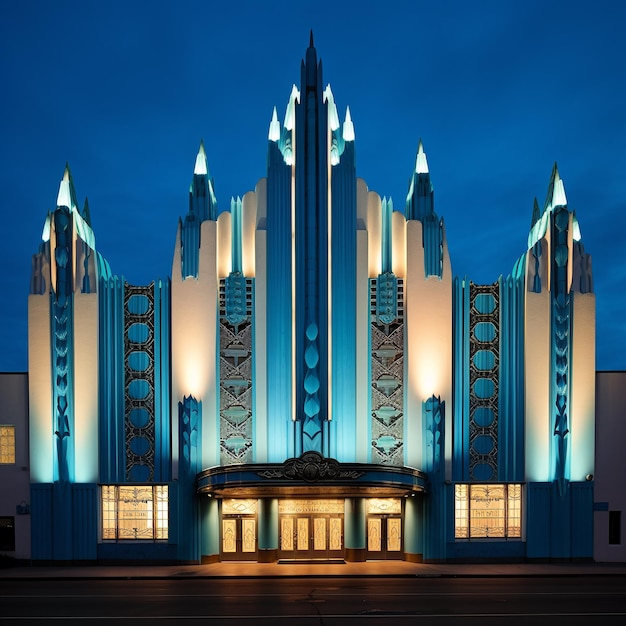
top-left (2, 575), bottom-right (626, 625)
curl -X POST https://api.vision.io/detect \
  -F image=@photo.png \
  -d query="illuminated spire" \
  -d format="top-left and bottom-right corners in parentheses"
top-left (415, 139), bottom-right (429, 174)
top-left (530, 198), bottom-right (540, 229)
top-left (189, 140), bottom-right (217, 222)
top-left (56, 163), bottom-right (77, 210)
top-left (194, 140), bottom-right (208, 175)
top-left (323, 84), bottom-right (340, 131)
top-left (82, 197), bottom-right (92, 227)
top-left (342, 106), bottom-right (355, 141)
top-left (284, 84), bottom-right (300, 131)
top-left (268, 106), bottom-right (280, 141)
top-left (572, 210), bottom-right (582, 241)
top-left (543, 162), bottom-right (567, 213)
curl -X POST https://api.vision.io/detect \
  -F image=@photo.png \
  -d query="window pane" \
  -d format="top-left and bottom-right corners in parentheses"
top-left (155, 485), bottom-right (169, 540)
top-left (101, 485), bottom-right (168, 541)
top-left (507, 484), bottom-right (522, 538)
top-left (470, 484), bottom-right (505, 538)
top-left (0, 425), bottom-right (16, 464)
top-left (102, 486), bottom-right (117, 540)
top-left (454, 484), bottom-right (469, 538)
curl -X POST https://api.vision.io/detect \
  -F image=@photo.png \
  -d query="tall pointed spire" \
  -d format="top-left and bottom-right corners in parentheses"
top-left (194, 139), bottom-right (208, 176)
top-left (268, 106), bottom-right (280, 141)
top-left (405, 139), bottom-right (434, 221)
top-left (56, 163), bottom-right (77, 210)
top-left (309, 29), bottom-right (314, 48)
top-left (530, 197), bottom-right (540, 228)
top-left (543, 162), bottom-right (567, 213)
top-left (189, 139), bottom-right (217, 222)
top-left (82, 197), bottom-right (92, 227)
top-left (342, 106), bottom-right (355, 142)
top-left (415, 139), bottom-right (429, 174)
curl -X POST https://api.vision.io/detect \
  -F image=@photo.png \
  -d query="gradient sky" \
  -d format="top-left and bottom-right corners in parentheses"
top-left (1, 0), bottom-right (624, 372)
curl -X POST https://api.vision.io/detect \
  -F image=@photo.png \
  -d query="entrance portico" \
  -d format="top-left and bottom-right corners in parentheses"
top-left (196, 452), bottom-right (427, 563)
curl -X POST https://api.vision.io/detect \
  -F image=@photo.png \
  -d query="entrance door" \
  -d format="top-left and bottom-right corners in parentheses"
top-left (366, 515), bottom-right (403, 560)
top-left (280, 514), bottom-right (343, 560)
top-left (221, 516), bottom-right (257, 561)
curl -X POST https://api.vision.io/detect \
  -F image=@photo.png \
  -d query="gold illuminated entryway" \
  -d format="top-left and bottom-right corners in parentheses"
top-left (221, 499), bottom-right (257, 561)
top-left (279, 499), bottom-right (344, 560)
top-left (366, 498), bottom-right (403, 560)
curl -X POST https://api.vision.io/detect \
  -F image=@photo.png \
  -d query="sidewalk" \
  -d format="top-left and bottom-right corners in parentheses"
top-left (2, 560), bottom-right (626, 580)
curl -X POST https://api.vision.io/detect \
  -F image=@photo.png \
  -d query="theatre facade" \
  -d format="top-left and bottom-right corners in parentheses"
top-left (26, 39), bottom-right (596, 564)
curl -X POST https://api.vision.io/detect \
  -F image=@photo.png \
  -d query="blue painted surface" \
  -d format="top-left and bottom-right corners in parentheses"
top-left (98, 541), bottom-right (178, 562)
top-left (98, 276), bottom-right (125, 483)
top-left (72, 484), bottom-right (97, 560)
top-left (422, 397), bottom-right (447, 561)
top-left (266, 138), bottom-right (294, 461)
top-left (498, 273), bottom-right (525, 482)
top-left (178, 396), bottom-right (202, 561)
top-left (330, 137), bottom-right (357, 460)
top-left (154, 279), bottom-right (171, 482)
top-left (452, 278), bottom-right (470, 481)
top-left (30, 484), bottom-right (53, 560)
top-left (294, 39), bottom-right (329, 454)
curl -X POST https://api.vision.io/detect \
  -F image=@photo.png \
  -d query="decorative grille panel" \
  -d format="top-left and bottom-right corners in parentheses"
top-left (370, 277), bottom-right (404, 465)
top-left (219, 277), bottom-right (254, 464)
top-left (468, 282), bottom-right (499, 481)
top-left (123, 284), bottom-right (155, 481)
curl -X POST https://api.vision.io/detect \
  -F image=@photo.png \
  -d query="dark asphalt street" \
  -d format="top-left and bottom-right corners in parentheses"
top-left (1, 575), bottom-right (626, 625)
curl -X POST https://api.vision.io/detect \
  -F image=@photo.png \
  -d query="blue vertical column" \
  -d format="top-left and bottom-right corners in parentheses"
top-left (498, 269), bottom-right (525, 483)
top-left (330, 134), bottom-right (356, 460)
top-left (178, 396), bottom-right (202, 561)
top-left (258, 498), bottom-right (279, 562)
top-left (154, 278), bottom-right (171, 482)
top-left (344, 497), bottom-right (366, 561)
top-left (50, 206), bottom-right (75, 560)
top-left (98, 276), bottom-right (125, 483)
top-left (266, 137), bottom-right (294, 461)
top-left (294, 41), bottom-right (329, 455)
top-left (451, 277), bottom-right (470, 482)
top-left (423, 395), bottom-right (446, 561)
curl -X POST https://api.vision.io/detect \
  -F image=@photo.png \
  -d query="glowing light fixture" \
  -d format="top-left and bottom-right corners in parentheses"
top-left (323, 84), bottom-right (340, 131)
top-left (572, 212), bottom-right (582, 241)
top-left (415, 140), bottom-right (429, 174)
top-left (56, 166), bottom-right (74, 209)
top-left (268, 106), bottom-right (280, 142)
top-left (284, 84), bottom-right (300, 131)
top-left (342, 106), bottom-right (355, 142)
top-left (194, 141), bottom-right (208, 175)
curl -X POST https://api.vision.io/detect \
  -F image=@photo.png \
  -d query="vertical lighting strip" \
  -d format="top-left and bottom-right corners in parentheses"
top-left (327, 108), bottom-right (333, 422)
top-left (291, 122), bottom-right (297, 421)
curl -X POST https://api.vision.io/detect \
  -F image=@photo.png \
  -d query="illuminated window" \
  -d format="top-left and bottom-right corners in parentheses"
top-left (0, 425), bottom-right (15, 464)
top-left (454, 483), bottom-right (522, 539)
top-left (101, 485), bottom-right (168, 540)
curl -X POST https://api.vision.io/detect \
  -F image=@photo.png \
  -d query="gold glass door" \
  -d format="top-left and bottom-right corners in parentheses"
top-left (366, 515), bottom-right (403, 560)
top-left (221, 517), bottom-right (257, 560)
top-left (279, 515), bottom-right (344, 559)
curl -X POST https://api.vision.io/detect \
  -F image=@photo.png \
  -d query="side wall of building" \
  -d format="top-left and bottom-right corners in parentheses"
top-left (594, 371), bottom-right (626, 561)
top-left (0, 373), bottom-right (30, 561)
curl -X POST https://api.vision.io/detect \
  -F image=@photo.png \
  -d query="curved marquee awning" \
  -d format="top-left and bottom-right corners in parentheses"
top-left (196, 452), bottom-right (428, 498)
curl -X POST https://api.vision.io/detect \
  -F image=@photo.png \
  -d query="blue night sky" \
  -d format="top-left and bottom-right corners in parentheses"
top-left (0, 0), bottom-right (624, 372)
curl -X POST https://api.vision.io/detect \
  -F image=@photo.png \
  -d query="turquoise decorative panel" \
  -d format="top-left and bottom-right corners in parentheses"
top-left (370, 277), bottom-right (404, 465)
top-left (124, 283), bottom-right (156, 482)
top-left (468, 283), bottom-right (499, 481)
top-left (219, 276), bottom-right (254, 464)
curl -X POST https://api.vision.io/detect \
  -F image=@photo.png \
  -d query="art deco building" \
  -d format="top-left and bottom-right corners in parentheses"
top-left (26, 38), bottom-right (596, 563)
